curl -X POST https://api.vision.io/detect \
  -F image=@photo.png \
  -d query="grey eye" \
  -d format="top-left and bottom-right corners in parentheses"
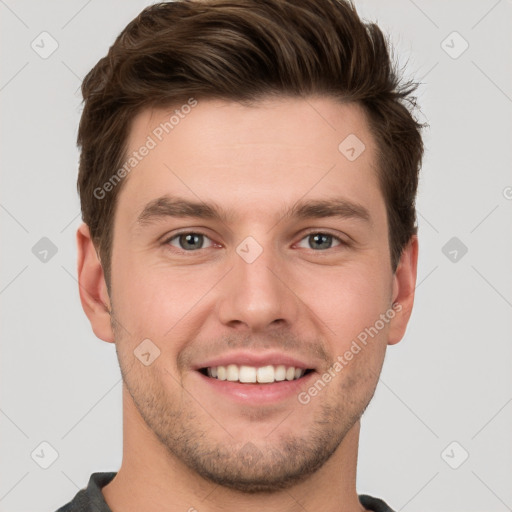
top-left (168, 233), bottom-right (213, 251)
top-left (297, 233), bottom-right (342, 250)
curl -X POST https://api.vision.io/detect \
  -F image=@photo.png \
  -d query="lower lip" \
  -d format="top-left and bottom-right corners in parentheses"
top-left (195, 370), bottom-right (316, 405)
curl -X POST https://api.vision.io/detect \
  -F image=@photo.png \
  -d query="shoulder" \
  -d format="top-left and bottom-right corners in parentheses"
top-left (359, 493), bottom-right (396, 512)
top-left (54, 472), bottom-right (117, 512)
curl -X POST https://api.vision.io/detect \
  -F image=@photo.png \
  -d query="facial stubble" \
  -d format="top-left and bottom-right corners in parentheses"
top-left (111, 315), bottom-right (382, 493)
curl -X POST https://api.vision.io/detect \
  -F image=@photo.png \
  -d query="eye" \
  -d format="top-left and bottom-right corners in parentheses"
top-left (165, 232), bottom-right (215, 251)
top-left (296, 232), bottom-right (344, 251)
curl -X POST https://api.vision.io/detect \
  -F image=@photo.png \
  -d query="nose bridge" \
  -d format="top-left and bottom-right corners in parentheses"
top-left (216, 234), bottom-right (297, 330)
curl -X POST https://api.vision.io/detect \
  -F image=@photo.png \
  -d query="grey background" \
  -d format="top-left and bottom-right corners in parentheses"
top-left (1, 1), bottom-right (511, 511)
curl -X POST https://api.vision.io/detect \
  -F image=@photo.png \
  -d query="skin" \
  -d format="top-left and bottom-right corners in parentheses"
top-left (77, 96), bottom-right (418, 512)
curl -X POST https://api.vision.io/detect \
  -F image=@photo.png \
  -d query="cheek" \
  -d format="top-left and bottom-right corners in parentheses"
top-left (298, 263), bottom-right (392, 342)
top-left (110, 254), bottom-right (215, 343)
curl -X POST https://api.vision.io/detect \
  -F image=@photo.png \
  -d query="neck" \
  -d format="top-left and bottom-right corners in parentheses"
top-left (102, 386), bottom-right (367, 512)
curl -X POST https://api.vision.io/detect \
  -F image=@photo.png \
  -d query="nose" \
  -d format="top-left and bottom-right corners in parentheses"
top-left (215, 239), bottom-right (300, 332)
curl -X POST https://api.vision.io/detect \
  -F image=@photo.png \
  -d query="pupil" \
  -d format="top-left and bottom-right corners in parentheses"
top-left (311, 233), bottom-right (331, 250)
top-left (182, 233), bottom-right (202, 250)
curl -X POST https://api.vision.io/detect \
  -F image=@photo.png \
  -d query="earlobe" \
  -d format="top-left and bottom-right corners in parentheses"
top-left (388, 235), bottom-right (419, 346)
top-left (76, 223), bottom-right (115, 343)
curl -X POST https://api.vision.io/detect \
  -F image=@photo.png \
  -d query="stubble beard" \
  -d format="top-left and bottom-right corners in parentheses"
top-left (114, 334), bottom-right (379, 493)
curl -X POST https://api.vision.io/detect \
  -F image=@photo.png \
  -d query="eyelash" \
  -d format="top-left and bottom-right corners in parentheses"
top-left (162, 230), bottom-right (349, 254)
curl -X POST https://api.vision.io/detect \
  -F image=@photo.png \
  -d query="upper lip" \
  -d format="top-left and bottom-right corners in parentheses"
top-left (193, 351), bottom-right (316, 371)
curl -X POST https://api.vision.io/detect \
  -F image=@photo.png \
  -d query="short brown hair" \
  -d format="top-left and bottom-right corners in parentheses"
top-left (78, 0), bottom-right (423, 287)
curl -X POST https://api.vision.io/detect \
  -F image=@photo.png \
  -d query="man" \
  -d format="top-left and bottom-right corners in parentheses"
top-left (57, 0), bottom-right (423, 510)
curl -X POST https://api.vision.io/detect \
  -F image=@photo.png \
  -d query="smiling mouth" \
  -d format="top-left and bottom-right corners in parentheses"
top-left (198, 364), bottom-right (314, 384)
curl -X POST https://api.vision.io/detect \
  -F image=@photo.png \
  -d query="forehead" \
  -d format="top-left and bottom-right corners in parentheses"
top-left (118, 96), bottom-right (384, 225)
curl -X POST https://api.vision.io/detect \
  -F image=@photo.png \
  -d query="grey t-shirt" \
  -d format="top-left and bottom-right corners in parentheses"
top-left (56, 472), bottom-right (396, 512)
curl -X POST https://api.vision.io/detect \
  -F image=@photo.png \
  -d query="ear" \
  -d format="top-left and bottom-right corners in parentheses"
top-left (388, 235), bottom-right (418, 346)
top-left (76, 223), bottom-right (115, 343)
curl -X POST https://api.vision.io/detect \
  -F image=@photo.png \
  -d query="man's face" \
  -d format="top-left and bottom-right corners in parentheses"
top-left (106, 97), bottom-right (401, 491)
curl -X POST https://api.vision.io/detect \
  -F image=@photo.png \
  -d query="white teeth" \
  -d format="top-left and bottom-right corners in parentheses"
top-left (217, 366), bottom-right (227, 381)
top-left (257, 365), bottom-right (274, 383)
top-left (226, 364), bottom-right (239, 382)
top-left (239, 365), bottom-right (257, 383)
top-left (204, 364), bottom-right (307, 383)
top-left (274, 365), bottom-right (286, 381)
top-left (285, 367), bottom-right (295, 381)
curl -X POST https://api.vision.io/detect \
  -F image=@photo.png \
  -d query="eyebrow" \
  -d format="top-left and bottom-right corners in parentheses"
top-left (136, 195), bottom-right (371, 227)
